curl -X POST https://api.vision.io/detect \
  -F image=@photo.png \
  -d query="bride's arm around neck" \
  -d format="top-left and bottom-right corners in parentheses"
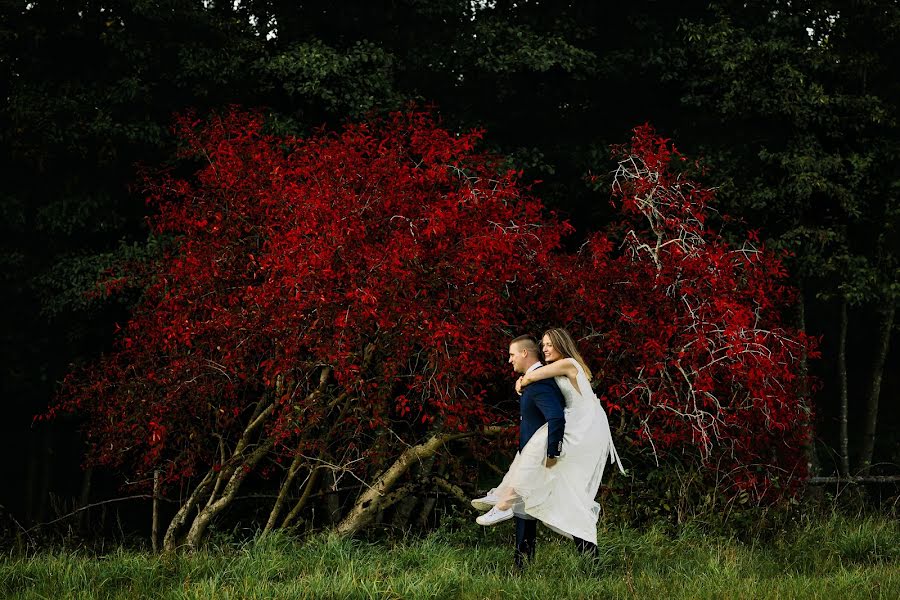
top-left (522, 358), bottom-right (578, 387)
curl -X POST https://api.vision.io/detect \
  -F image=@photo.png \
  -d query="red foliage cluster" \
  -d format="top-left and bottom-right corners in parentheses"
top-left (47, 112), bottom-right (817, 503)
top-left (548, 125), bottom-right (819, 499)
top-left (48, 109), bottom-right (568, 484)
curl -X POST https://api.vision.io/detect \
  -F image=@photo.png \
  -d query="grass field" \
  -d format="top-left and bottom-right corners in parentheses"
top-left (2, 513), bottom-right (898, 599)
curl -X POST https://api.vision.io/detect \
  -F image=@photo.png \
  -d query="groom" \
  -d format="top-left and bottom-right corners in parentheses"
top-left (474, 334), bottom-right (566, 568)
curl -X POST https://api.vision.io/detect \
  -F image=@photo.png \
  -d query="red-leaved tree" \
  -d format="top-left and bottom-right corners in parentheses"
top-left (47, 111), bottom-right (816, 549)
top-left (549, 126), bottom-right (819, 502)
top-left (49, 109), bottom-right (570, 549)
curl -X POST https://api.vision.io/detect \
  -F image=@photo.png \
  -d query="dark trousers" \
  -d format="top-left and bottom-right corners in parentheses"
top-left (514, 516), bottom-right (536, 568)
top-left (515, 516), bottom-right (599, 567)
top-left (574, 536), bottom-right (599, 557)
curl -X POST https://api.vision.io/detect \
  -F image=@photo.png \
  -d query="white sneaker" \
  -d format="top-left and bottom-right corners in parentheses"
top-left (476, 506), bottom-right (514, 526)
top-left (470, 493), bottom-right (498, 511)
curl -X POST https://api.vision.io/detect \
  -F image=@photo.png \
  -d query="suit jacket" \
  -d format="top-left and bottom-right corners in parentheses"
top-left (519, 377), bottom-right (566, 458)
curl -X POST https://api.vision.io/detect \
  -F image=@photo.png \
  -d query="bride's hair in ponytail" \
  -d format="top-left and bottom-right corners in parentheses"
top-left (543, 328), bottom-right (593, 381)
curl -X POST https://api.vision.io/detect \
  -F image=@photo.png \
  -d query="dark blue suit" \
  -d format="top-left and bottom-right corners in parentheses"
top-left (515, 372), bottom-right (565, 567)
top-left (519, 378), bottom-right (566, 457)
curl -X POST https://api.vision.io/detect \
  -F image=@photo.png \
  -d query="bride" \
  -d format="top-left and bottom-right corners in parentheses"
top-left (474, 328), bottom-right (625, 547)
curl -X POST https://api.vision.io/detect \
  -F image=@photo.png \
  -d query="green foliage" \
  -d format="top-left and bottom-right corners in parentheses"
top-left (468, 20), bottom-right (596, 75)
top-left (597, 464), bottom-right (807, 534)
top-left (33, 237), bottom-right (167, 319)
top-left (259, 39), bottom-right (401, 115)
top-left (672, 1), bottom-right (900, 308)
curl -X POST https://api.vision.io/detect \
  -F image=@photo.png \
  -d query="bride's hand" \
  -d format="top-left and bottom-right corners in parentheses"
top-left (515, 376), bottom-right (523, 395)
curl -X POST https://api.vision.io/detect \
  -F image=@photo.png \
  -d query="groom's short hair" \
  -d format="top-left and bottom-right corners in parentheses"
top-left (510, 335), bottom-right (539, 356)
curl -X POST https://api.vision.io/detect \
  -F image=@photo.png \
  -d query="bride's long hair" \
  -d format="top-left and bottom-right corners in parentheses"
top-left (542, 328), bottom-right (593, 381)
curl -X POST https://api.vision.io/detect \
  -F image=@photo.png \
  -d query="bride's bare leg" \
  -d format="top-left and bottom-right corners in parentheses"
top-left (495, 487), bottom-right (518, 511)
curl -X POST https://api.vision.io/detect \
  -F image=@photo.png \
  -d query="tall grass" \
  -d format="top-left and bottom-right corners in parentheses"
top-left (2, 513), bottom-right (898, 599)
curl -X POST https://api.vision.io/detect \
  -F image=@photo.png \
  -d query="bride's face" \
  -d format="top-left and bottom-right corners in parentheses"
top-left (541, 335), bottom-right (563, 363)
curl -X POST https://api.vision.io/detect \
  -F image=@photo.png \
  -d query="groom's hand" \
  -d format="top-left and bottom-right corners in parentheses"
top-left (545, 457), bottom-right (558, 468)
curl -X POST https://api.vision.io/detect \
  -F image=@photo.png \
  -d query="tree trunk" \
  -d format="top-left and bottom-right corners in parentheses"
top-left (24, 434), bottom-right (39, 525)
top-left (77, 467), bottom-right (93, 532)
top-left (163, 469), bottom-right (216, 553)
top-left (838, 299), bottom-right (850, 478)
top-left (391, 493), bottom-right (419, 530)
top-left (263, 452), bottom-right (305, 534)
top-left (324, 469), bottom-right (343, 525)
top-left (858, 304), bottom-right (895, 471)
top-left (335, 429), bottom-right (492, 537)
top-left (266, 367), bottom-right (343, 533)
top-left (280, 466), bottom-right (322, 529)
top-left (184, 434), bottom-right (277, 549)
top-left (796, 284), bottom-right (819, 476)
top-left (173, 398), bottom-right (277, 550)
top-left (417, 460), bottom-right (449, 529)
top-left (392, 451), bottom-right (437, 529)
top-left (152, 470), bottom-right (161, 554)
top-left (164, 396), bottom-right (274, 551)
top-left (36, 425), bottom-right (54, 524)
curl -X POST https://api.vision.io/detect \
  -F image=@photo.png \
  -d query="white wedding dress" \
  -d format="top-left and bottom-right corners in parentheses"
top-left (492, 358), bottom-right (625, 544)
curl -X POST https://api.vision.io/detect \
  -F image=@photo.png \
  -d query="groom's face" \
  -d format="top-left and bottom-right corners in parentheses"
top-left (508, 342), bottom-right (530, 374)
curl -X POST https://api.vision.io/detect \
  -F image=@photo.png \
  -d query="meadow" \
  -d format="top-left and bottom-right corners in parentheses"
top-left (2, 512), bottom-right (898, 599)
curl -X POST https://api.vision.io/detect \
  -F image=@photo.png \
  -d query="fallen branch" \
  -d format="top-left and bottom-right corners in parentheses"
top-left (27, 495), bottom-right (172, 531)
top-left (336, 425), bottom-right (504, 536)
top-left (430, 476), bottom-right (477, 512)
top-left (807, 476), bottom-right (900, 485)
